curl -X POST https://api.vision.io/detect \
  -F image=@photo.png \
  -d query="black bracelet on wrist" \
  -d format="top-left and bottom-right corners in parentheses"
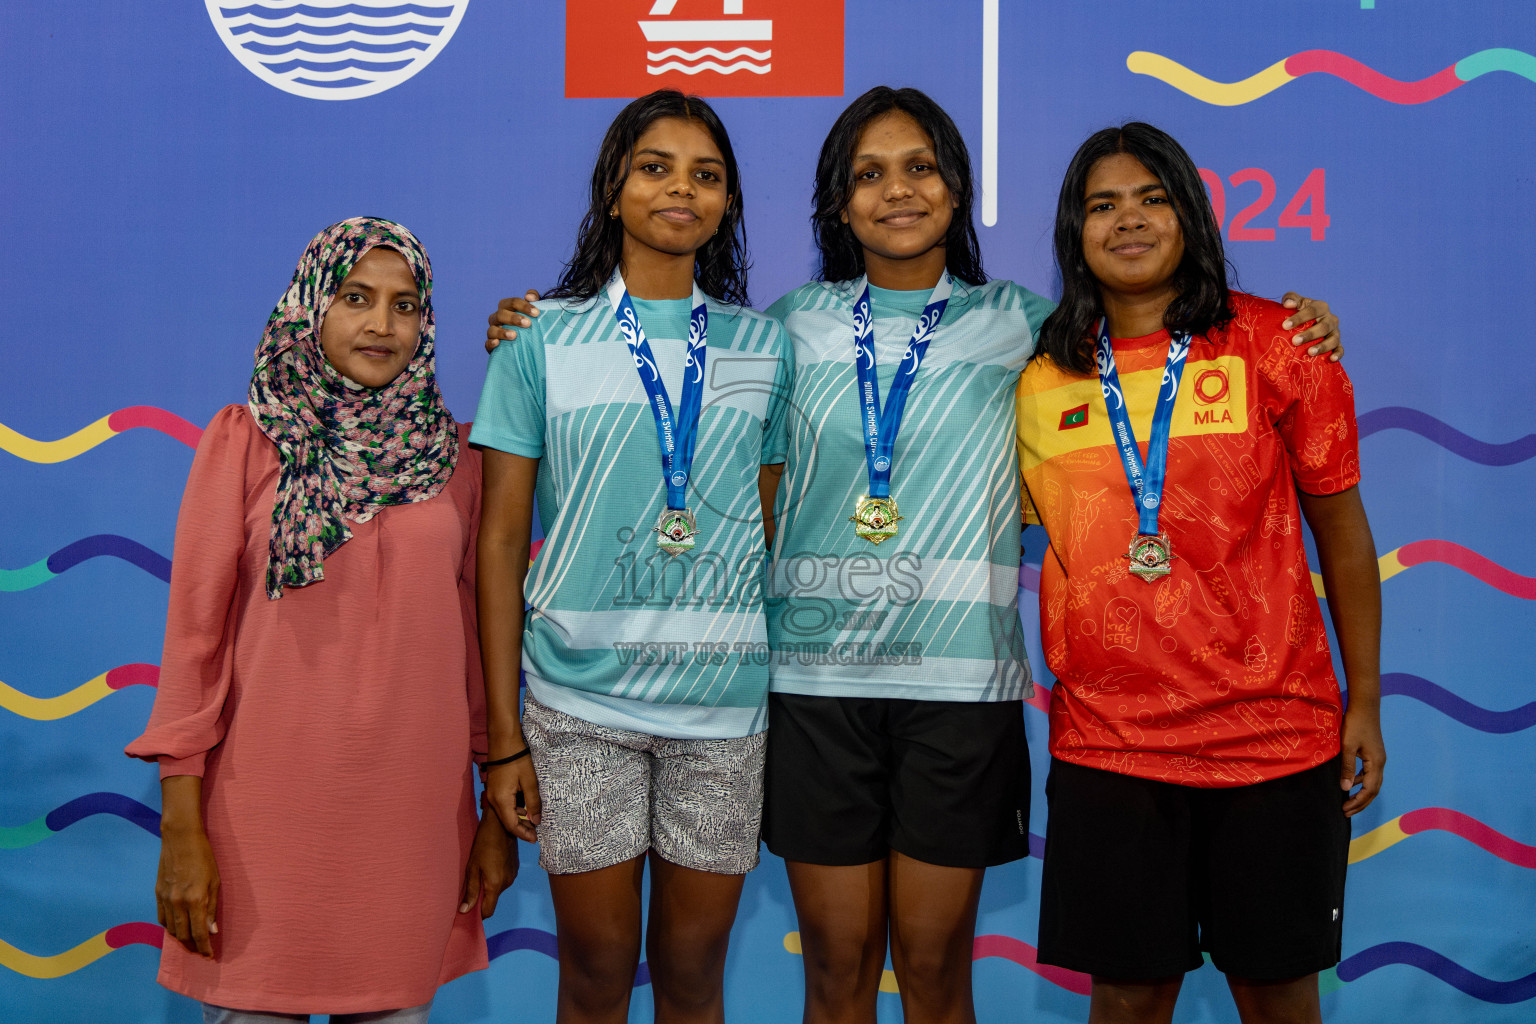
top-left (480, 747), bottom-right (531, 771)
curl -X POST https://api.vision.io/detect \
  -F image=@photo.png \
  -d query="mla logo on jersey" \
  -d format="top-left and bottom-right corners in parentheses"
top-left (566, 1), bottom-right (844, 98)
top-left (1193, 368), bottom-right (1230, 405)
top-left (1192, 367), bottom-right (1234, 425)
top-left (205, 0), bottom-right (469, 101)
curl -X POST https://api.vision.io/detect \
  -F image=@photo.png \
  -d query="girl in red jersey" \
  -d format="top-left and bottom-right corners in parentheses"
top-left (1016, 124), bottom-right (1385, 1024)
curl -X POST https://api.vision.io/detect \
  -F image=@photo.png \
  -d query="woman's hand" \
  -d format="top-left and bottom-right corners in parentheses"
top-left (156, 826), bottom-right (220, 958)
top-left (460, 812), bottom-right (519, 918)
top-left (485, 291), bottom-right (543, 353)
top-left (1280, 293), bottom-right (1342, 361)
top-left (484, 753), bottom-right (542, 843)
top-left (157, 775), bottom-right (219, 958)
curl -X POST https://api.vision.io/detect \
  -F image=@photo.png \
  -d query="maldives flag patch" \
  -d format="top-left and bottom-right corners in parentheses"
top-left (1059, 404), bottom-right (1089, 430)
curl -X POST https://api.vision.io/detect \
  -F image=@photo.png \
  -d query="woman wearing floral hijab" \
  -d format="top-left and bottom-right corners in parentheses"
top-left (128, 218), bottom-right (515, 1023)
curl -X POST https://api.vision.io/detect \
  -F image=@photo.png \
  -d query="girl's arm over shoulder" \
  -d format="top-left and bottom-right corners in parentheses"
top-left (1298, 485), bottom-right (1384, 816)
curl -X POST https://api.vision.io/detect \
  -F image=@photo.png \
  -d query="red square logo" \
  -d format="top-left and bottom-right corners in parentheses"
top-left (566, 1), bottom-right (844, 99)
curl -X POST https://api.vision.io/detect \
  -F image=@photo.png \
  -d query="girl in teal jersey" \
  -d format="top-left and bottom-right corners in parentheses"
top-left (474, 90), bottom-right (791, 1024)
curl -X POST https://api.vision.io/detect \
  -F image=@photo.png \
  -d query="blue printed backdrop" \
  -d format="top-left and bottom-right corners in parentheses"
top-left (2, 1), bottom-right (1533, 1021)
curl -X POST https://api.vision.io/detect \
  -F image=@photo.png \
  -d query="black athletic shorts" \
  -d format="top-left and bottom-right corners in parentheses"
top-left (762, 692), bottom-right (1032, 868)
top-left (1036, 755), bottom-right (1351, 980)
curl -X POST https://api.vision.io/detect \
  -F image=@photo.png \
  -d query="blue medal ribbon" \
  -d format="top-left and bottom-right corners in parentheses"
top-left (1093, 316), bottom-right (1191, 536)
top-left (605, 272), bottom-right (708, 511)
top-left (852, 273), bottom-right (952, 499)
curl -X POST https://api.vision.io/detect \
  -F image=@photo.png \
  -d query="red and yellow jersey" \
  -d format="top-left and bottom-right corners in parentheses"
top-left (1015, 293), bottom-right (1359, 786)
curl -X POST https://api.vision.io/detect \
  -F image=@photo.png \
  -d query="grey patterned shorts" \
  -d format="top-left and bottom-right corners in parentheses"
top-left (520, 693), bottom-right (766, 876)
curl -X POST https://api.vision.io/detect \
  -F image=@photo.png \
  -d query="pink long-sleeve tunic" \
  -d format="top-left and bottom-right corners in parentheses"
top-left (126, 405), bottom-right (489, 1014)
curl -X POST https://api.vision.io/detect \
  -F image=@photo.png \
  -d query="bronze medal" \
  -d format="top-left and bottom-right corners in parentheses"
top-left (1126, 532), bottom-right (1175, 582)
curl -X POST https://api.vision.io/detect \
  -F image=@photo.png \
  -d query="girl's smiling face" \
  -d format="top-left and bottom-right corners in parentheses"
top-left (841, 110), bottom-right (957, 281)
top-left (1081, 152), bottom-right (1186, 311)
top-left (319, 246), bottom-right (421, 388)
top-left (616, 116), bottom-right (732, 263)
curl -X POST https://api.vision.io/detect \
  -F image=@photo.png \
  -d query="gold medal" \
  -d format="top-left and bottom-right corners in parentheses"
top-left (1126, 532), bottom-right (1175, 582)
top-left (850, 495), bottom-right (902, 545)
top-left (654, 508), bottom-right (698, 556)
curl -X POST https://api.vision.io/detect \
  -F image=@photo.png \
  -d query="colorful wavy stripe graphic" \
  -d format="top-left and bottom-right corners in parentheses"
top-left (784, 932), bottom-right (1088, 995)
top-left (0, 923), bottom-right (161, 979)
top-left (1128, 48), bottom-right (1536, 106)
top-left (0, 664), bottom-right (158, 721)
top-left (1312, 540), bottom-right (1535, 601)
top-left (0, 536), bottom-right (172, 591)
top-left (489, 927), bottom-right (651, 986)
top-left (1359, 407), bottom-right (1536, 467)
top-left (0, 407), bottom-right (201, 463)
top-left (1374, 540), bottom-right (1536, 598)
top-left (1, 793), bottom-right (162, 849)
top-left (973, 935), bottom-right (1091, 996)
top-left (1350, 808), bottom-right (1536, 868)
top-left (1332, 943), bottom-right (1536, 1004)
top-left (1382, 673), bottom-right (1536, 734)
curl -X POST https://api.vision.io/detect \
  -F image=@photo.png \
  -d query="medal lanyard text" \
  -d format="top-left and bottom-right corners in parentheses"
top-left (852, 273), bottom-right (953, 499)
top-left (1093, 316), bottom-right (1191, 537)
top-left (606, 273), bottom-right (709, 511)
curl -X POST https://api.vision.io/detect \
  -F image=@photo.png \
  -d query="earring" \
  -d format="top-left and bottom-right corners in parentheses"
top-left (609, 208), bottom-right (618, 219)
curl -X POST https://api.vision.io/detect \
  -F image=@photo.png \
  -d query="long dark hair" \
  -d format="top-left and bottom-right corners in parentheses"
top-left (1040, 122), bottom-right (1232, 374)
top-left (812, 86), bottom-right (986, 286)
top-left (546, 89), bottom-right (751, 306)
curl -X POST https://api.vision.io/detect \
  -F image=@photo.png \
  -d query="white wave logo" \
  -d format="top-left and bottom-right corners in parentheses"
top-left (640, 1), bottom-right (771, 76)
top-left (205, 0), bottom-right (469, 100)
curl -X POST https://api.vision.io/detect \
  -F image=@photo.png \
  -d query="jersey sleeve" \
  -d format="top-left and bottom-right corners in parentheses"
top-left (1259, 321), bottom-right (1362, 496)
top-left (123, 405), bottom-right (251, 779)
top-left (468, 314), bottom-right (547, 458)
top-left (1015, 363), bottom-right (1045, 526)
top-left (764, 288), bottom-right (799, 325)
top-left (761, 319), bottom-right (795, 465)
top-left (1018, 286), bottom-right (1058, 360)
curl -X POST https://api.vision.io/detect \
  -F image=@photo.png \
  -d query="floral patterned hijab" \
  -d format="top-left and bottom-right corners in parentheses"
top-left (249, 217), bottom-right (459, 600)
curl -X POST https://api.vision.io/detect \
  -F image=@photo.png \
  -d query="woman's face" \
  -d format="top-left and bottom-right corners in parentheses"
top-left (319, 247), bottom-right (421, 388)
top-left (616, 116), bottom-right (732, 262)
top-left (1081, 153), bottom-right (1185, 309)
top-left (841, 111), bottom-right (957, 276)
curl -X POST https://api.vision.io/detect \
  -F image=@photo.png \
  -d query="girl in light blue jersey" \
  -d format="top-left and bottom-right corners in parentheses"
top-left (472, 90), bottom-right (791, 1024)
